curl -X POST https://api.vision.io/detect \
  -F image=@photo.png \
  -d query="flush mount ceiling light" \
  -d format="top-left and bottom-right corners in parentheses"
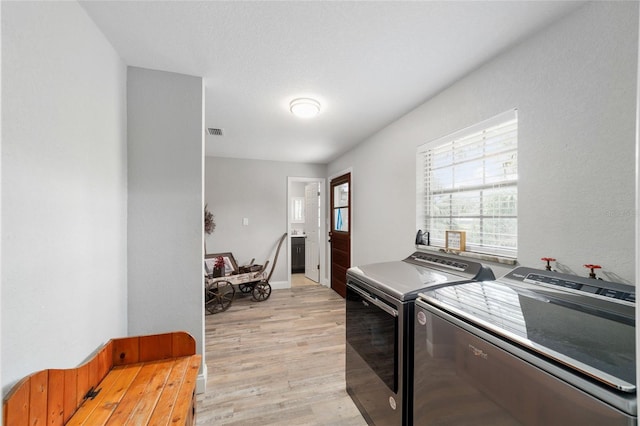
top-left (289, 98), bottom-right (321, 119)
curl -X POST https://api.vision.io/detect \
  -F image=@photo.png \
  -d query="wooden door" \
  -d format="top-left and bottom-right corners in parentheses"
top-left (329, 173), bottom-right (351, 298)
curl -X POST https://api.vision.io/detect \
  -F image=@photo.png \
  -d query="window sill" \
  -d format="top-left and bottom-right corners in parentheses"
top-left (416, 244), bottom-right (517, 266)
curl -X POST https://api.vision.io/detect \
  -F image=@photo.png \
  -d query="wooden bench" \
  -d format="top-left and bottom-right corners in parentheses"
top-left (3, 331), bottom-right (201, 426)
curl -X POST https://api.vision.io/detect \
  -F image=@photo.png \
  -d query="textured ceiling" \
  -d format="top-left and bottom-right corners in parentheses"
top-left (80, 1), bottom-right (584, 164)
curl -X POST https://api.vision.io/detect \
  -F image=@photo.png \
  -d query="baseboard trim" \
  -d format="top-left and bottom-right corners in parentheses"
top-left (269, 280), bottom-right (289, 290)
top-left (196, 364), bottom-right (207, 394)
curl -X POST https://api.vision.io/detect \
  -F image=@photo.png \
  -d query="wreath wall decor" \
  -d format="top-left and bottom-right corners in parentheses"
top-left (204, 204), bottom-right (216, 235)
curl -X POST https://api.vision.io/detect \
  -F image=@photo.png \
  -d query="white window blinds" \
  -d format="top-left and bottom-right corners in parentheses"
top-left (417, 110), bottom-right (518, 258)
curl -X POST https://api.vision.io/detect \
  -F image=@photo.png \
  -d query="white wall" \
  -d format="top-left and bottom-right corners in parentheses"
top-left (329, 2), bottom-right (638, 282)
top-left (636, 0), bottom-right (640, 406)
top-left (636, 0), bottom-right (640, 401)
top-left (127, 67), bottom-right (205, 387)
top-left (2, 1), bottom-right (127, 394)
top-left (1, 1), bottom-right (5, 417)
top-left (205, 157), bottom-right (326, 286)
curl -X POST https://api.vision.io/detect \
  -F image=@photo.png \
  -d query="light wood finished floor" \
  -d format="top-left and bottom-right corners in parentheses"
top-left (291, 273), bottom-right (319, 288)
top-left (196, 285), bottom-right (367, 425)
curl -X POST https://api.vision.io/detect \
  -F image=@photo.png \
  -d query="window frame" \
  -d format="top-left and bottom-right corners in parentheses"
top-left (416, 110), bottom-right (518, 259)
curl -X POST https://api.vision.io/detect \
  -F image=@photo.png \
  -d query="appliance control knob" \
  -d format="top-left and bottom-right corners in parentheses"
top-left (541, 257), bottom-right (556, 271)
top-left (584, 264), bottom-right (601, 279)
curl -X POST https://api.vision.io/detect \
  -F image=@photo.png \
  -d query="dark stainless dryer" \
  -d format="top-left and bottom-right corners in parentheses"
top-left (414, 266), bottom-right (636, 425)
top-left (346, 251), bottom-right (494, 425)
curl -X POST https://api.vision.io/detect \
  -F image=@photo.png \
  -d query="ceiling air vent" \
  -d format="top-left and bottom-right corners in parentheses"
top-left (207, 128), bottom-right (223, 136)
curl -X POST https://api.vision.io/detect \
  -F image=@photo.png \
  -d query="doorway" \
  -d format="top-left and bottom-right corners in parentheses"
top-left (287, 177), bottom-right (326, 288)
top-left (329, 172), bottom-right (351, 298)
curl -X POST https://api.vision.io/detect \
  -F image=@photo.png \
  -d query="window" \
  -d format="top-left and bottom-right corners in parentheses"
top-left (417, 110), bottom-right (518, 258)
top-left (333, 181), bottom-right (349, 232)
top-left (291, 197), bottom-right (305, 223)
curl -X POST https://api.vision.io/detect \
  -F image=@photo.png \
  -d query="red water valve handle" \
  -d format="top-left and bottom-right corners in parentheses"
top-left (583, 264), bottom-right (601, 279)
top-left (541, 257), bottom-right (556, 271)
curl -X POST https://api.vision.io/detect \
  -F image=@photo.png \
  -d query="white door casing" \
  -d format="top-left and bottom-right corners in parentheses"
top-left (304, 182), bottom-right (320, 282)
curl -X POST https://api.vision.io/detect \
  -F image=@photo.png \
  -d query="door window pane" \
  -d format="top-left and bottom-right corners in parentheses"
top-left (334, 208), bottom-right (349, 232)
top-left (334, 183), bottom-right (349, 207)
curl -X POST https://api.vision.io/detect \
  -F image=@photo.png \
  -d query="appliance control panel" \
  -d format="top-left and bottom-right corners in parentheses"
top-left (504, 267), bottom-right (635, 304)
top-left (404, 251), bottom-right (495, 281)
top-left (406, 252), bottom-right (468, 271)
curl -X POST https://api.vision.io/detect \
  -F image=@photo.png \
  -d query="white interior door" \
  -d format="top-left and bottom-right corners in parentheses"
top-left (304, 182), bottom-right (320, 282)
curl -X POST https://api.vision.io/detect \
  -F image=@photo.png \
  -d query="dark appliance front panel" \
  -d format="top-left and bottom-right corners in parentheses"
top-left (345, 253), bottom-right (494, 425)
top-left (346, 280), bottom-right (405, 425)
top-left (413, 298), bottom-right (636, 425)
top-left (346, 283), bottom-right (398, 393)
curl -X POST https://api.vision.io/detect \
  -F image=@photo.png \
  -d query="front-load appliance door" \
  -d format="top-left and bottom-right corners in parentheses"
top-left (346, 280), bottom-right (404, 425)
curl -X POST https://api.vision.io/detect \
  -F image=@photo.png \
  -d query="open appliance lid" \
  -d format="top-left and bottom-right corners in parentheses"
top-left (420, 279), bottom-right (636, 393)
top-left (348, 257), bottom-right (476, 301)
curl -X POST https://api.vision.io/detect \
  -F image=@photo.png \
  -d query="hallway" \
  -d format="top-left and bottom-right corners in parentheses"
top-left (196, 285), bottom-right (365, 425)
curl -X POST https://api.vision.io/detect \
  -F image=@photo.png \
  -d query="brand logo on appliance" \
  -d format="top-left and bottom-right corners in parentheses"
top-left (417, 311), bottom-right (427, 326)
top-left (468, 344), bottom-right (488, 360)
top-left (511, 273), bottom-right (526, 278)
top-left (389, 396), bottom-right (397, 410)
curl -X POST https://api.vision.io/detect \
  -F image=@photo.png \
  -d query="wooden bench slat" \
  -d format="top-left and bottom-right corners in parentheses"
top-left (3, 377), bottom-right (29, 426)
top-left (47, 369), bottom-right (65, 426)
top-left (104, 361), bottom-right (171, 425)
top-left (98, 342), bottom-right (114, 383)
top-left (65, 365), bottom-right (137, 426)
top-left (140, 334), bottom-right (173, 363)
top-left (63, 368), bottom-right (78, 423)
top-left (29, 370), bottom-right (48, 425)
top-left (166, 356), bottom-right (201, 425)
top-left (125, 359), bottom-right (177, 424)
top-left (147, 357), bottom-right (191, 425)
top-left (85, 366), bottom-right (141, 425)
top-left (171, 333), bottom-right (196, 358)
top-left (113, 336), bottom-right (139, 366)
top-left (76, 364), bottom-right (90, 408)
